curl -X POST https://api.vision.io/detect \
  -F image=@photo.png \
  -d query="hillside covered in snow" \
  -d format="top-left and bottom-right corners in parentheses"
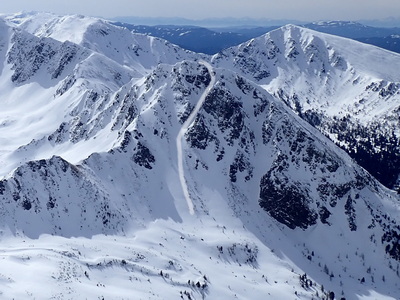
top-left (212, 24), bottom-right (400, 192)
top-left (0, 12), bottom-right (399, 299)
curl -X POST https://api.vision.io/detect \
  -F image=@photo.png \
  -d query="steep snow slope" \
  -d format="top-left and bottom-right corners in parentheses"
top-left (212, 24), bottom-right (400, 124)
top-left (5, 12), bottom-right (202, 76)
top-left (0, 58), bottom-right (399, 298)
top-left (0, 22), bottom-right (132, 177)
top-left (212, 24), bottom-right (400, 190)
top-left (0, 15), bottom-right (199, 178)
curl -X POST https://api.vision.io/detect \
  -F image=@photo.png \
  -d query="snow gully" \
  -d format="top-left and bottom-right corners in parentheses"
top-left (176, 61), bottom-right (216, 215)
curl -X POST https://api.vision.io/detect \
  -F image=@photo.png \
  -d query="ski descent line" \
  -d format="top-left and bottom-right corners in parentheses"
top-left (176, 61), bottom-right (216, 215)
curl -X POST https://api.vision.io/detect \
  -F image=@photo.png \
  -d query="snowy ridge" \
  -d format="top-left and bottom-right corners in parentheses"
top-left (6, 12), bottom-right (202, 75)
top-left (0, 156), bottom-right (127, 237)
top-left (0, 13), bottom-right (199, 179)
top-left (213, 24), bottom-right (400, 190)
top-left (0, 25), bottom-right (134, 177)
top-left (0, 13), bottom-right (399, 299)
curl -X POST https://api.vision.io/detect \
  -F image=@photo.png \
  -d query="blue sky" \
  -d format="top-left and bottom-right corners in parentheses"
top-left (1, 0), bottom-right (400, 21)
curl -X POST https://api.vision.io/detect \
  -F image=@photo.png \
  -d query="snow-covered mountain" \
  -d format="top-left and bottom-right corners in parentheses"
top-left (0, 13), bottom-right (399, 299)
top-left (212, 24), bottom-right (400, 191)
top-left (5, 12), bottom-right (202, 75)
top-left (0, 13), bottom-right (199, 178)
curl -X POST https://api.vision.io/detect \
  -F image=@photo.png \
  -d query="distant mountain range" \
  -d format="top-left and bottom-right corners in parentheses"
top-left (110, 16), bottom-right (303, 27)
top-left (113, 20), bottom-right (400, 55)
top-left (111, 22), bottom-right (256, 55)
top-left (111, 16), bottom-right (400, 28)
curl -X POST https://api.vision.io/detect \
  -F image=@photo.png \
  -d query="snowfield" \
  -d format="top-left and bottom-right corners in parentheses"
top-left (1, 216), bottom-right (398, 300)
top-left (0, 12), bottom-right (399, 299)
top-left (0, 219), bottom-right (327, 299)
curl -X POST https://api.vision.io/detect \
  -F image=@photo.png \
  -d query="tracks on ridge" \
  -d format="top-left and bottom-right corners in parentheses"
top-left (176, 61), bottom-right (216, 215)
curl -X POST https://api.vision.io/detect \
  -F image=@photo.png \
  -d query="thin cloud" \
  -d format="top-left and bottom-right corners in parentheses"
top-left (1, 0), bottom-right (400, 21)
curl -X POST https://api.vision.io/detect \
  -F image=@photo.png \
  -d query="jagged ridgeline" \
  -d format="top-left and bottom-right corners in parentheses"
top-left (212, 24), bottom-right (400, 193)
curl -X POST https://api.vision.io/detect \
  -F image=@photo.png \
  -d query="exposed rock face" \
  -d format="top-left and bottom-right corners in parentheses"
top-left (213, 25), bottom-right (400, 192)
top-left (7, 29), bottom-right (87, 84)
top-left (259, 171), bottom-right (318, 230)
top-left (133, 142), bottom-right (155, 169)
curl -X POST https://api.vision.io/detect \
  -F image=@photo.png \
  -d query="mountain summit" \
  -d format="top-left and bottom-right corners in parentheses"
top-left (213, 24), bottom-right (400, 191)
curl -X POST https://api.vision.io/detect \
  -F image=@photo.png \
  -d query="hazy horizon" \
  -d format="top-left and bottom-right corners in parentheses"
top-left (1, 0), bottom-right (400, 23)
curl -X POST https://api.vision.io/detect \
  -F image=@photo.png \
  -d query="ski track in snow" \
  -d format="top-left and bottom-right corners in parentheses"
top-left (176, 61), bottom-right (216, 215)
